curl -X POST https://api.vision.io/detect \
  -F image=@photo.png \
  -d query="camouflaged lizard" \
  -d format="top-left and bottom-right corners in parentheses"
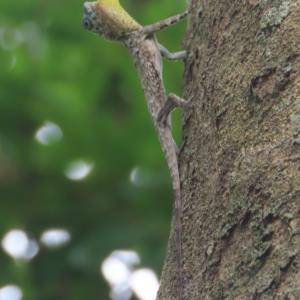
top-left (82, 1), bottom-right (189, 298)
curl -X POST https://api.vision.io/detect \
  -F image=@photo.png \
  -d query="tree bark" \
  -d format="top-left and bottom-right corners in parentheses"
top-left (158, 0), bottom-right (300, 299)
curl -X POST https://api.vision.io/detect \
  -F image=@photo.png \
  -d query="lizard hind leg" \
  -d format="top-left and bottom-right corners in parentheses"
top-left (157, 93), bottom-right (192, 127)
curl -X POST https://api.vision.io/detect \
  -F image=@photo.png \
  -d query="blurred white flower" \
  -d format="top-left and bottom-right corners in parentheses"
top-left (130, 269), bottom-right (159, 300)
top-left (0, 285), bottom-right (23, 300)
top-left (35, 121), bottom-right (63, 145)
top-left (101, 256), bottom-right (131, 287)
top-left (1, 229), bottom-right (39, 261)
top-left (110, 250), bottom-right (140, 268)
top-left (65, 160), bottom-right (93, 181)
top-left (110, 283), bottom-right (132, 300)
top-left (40, 229), bottom-right (71, 248)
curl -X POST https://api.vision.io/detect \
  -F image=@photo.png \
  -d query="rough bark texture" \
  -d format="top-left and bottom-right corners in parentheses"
top-left (158, 0), bottom-right (300, 299)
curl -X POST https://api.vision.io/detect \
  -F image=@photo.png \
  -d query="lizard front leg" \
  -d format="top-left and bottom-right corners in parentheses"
top-left (159, 43), bottom-right (186, 61)
top-left (142, 10), bottom-right (188, 35)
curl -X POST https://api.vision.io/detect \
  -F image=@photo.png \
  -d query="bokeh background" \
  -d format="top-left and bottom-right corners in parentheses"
top-left (0, 0), bottom-right (186, 299)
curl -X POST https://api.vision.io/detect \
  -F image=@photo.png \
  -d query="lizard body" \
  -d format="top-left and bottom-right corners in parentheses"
top-left (82, 2), bottom-right (188, 298)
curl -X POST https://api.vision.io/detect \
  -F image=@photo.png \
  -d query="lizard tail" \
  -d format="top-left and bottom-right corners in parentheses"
top-left (168, 151), bottom-right (184, 299)
top-left (174, 185), bottom-right (184, 300)
top-left (159, 129), bottom-right (184, 299)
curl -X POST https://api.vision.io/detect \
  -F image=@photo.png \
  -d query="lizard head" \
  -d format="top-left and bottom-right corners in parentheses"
top-left (82, 2), bottom-right (102, 34)
top-left (82, 1), bottom-right (142, 41)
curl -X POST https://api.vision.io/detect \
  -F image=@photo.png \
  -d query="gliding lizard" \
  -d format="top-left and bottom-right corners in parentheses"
top-left (82, 1), bottom-right (189, 298)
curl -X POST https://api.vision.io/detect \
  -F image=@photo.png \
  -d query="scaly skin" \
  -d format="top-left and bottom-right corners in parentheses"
top-left (82, 2), bottom-right (188, 299)
top-left (83, 0), bottom-right (142, 40)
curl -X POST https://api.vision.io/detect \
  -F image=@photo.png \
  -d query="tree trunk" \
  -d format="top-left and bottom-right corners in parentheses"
top-left (158, 0), bottom-right (300, 299)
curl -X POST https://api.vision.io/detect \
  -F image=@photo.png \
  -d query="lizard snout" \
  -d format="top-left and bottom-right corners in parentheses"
top-left (82, 15), bottom-right (92, 31)
top-left (82, 2), bottom-right (94, 31)
top-left (82, 2), bottom-right (98, 32)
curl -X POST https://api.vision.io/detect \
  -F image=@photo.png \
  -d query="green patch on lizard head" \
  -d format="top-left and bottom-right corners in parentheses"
top-left (82, 1), bottom-right (141, 41)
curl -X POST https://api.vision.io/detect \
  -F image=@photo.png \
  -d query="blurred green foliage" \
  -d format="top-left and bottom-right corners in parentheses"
top-left (0, 0), bottom-right (187, 299)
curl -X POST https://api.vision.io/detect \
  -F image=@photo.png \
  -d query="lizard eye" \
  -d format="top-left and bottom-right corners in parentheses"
top-left (82, 16), bottom-right (92, 31)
